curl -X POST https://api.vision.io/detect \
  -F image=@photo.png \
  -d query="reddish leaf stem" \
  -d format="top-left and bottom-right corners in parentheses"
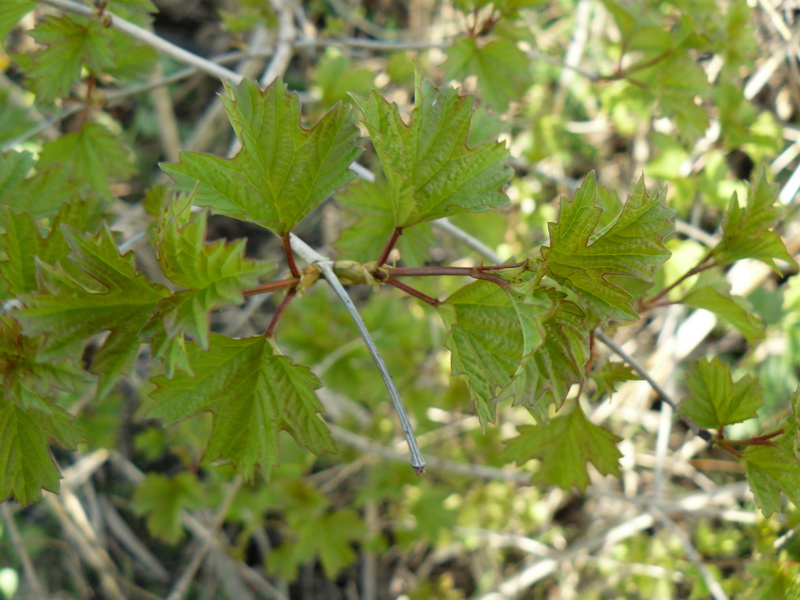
top-left (386, 266), bottom-right (508, 287)
top-left (242, 277), bottom-right (300, 297)
top-left (385, 278), bottom-right (440, 306)
top-left (376, 227), bottom-right (403, 267)
top-left (265, 288), bottom-right (297, 337)
top-left (282, 234), bottom-right (301, 278)
top-left (639, 251), bottom-right (716, 309)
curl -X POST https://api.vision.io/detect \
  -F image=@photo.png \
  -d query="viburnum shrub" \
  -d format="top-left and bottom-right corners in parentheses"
top-left (2, 0), bottom-right (800, 596)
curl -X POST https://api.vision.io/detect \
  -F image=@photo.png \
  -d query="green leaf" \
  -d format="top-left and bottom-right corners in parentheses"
top-left (155, 208), bottom-right (272, 349)
top-left (589, 361), bottom-right (643, 398)
top-left (713, 169), bottom-right (796, 270)
top-left (162, 78), bottom-right (362, 235)
top-left (38, 122), bottom-right (137, 200)
top-left (1, 202), bottom-right (104, 298)
top-left (354, 77), bottom-right (512, 228)
top-left (22, 15), bottom-right (115, 103)
top-left (443, 37), bottom-right (532, 111)
top-left (679, 356), bottom-right (763, 429)
top-left (540, 172), bottom-right (674, 324)
top-left (132, 473), bottom-right (204, 544)
top-left (293, 509), bottom-right (365, 578)
top-left (149, 335), bottom-right (336, 479)
top-left (442, 280), bottom-right (545, 425)
top-left (15, 224), bottom-right (169, 397)
top-left (499, 289), bottom-right (590, 414)
top-left (683, 274), bottom-right (765, 344)
top-left (741, 445), bottom-right (800, 516)
top-left (0, 1), bottom-right (34, 42)
top-left (335, 178), bottom-right (435, 266)
top-left (504, 403), bottom-right (622, 492)
top-left (0, 401), bottom-right (61, 505)
top-left (0, 151), bottom-right (84, 220)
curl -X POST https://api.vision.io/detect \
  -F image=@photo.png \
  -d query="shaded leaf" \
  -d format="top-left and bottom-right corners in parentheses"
top-left (444, 37), bottom-right (532, 111)
top-left (149, 335), bottom-right (336, 479)
top-left (742, 445), bottom-right (800, 516)
top-left (132, 473), bottom-right (204, 544)
top-left (683, 275), bottom-right (764, 344)
top-left (504, 403), bottom-right (622, 492)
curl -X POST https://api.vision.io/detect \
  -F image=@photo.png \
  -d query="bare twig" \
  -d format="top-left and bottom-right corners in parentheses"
top-left (2, 503), bottom-right (44, 597)
top-left (594, 329), bottom-right (712, 440)
top-left (290, 234), bottom-right (426, 473)
top-left (165, 477), bottom-right (243, 600)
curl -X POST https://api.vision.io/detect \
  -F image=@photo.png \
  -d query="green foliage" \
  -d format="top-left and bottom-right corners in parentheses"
top-left (680, 357), bottom-right (762, 430)
top-left (149, 335), bottom-right (336, 479)
top-left (354, 76), bottom-right (512, 228)
top-left (541, 173), bottom-right (674, 324)
top-left (163, 78), bottom-right (362, 235)
top-left (3, 1), bottom-right (800, 597)
top-left (504, 403), bottom-right (623, 492)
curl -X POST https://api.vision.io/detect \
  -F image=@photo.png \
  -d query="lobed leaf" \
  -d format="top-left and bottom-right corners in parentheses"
top-left (149, 335), bottom-right (336, 479)
top-left (683, 275), bottom-right (764, 344)
top-left (742, 445), bottom-right (800, 516)
top-left (713, 169), bottom-right (796, 271)
top-left (541, 172), bottom-right (674, 324)
top-left (443, 37), bottom-right (533, 111)
top-left (354, 77), bottom-right (512, 228)
top-left (155, 207), bottom-right (272, 349)
top-left (16, 224), bottom-right (169, 397)
top-left (162, 78), bottom-right (362, 235)
top-left (504, 403), bottom-right (622, 492)
top-left (679, 356), bottom-right (762, 429)
top-left (442, 280), bottom-right (545, 425)
top-left (132, 473), bottom-right (204, 544)
top-left (0, 1), bottom-right (34, 42)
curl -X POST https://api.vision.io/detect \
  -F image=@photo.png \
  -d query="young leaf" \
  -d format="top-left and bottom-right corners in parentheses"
top-left (504, 403), bottom-right (622, 492)
top-left (442, 280), bottom-right (545, 425)
top-left (162, 78), bottom-right (362, 235)
top-left (443, 37), bottom-right (532, 111)
top-left (22, 15), bottom-right (115, 103)
top-left (354, 77), bottom-right (512, 228)
top-left (499, 290), bottom-right (590, 414)
top-left (679, 356), bottom-right (763, 429)
top-left (38, 122), bottom-right (137, 200)
top-left (713, 169), bottom-right (796, 270)
top-left (540, 172), bottom-right (674, 324)
top-left (149, 335), bottom-right (336, 479)
top-left (132, 473), bottom-right (203, 544)
top-left (15, 224), bottom-right (169, 397)
top-left (155, 208), bottom-right (272, 349)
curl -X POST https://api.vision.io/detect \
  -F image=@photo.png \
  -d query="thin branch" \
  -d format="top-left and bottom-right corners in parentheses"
top-left (594, 329), bottom-right (712, 441)
top-left (165, 477), bottom-right (243, 600)
top-left (385, 277), bottom-right (440, 306)
top-left (265, 288), bottom-right (297, 337)
top-left (432, 218), bottom-right (503, 263)
top-left (34, 0), bottom-right (244, 84)
top-left (290, 234), bottom-right (426, 473)
top-left (242, 277), bottom-right (300, 297)
top-left (387, 266), bottom-right (508, 287)
top-left (281, 234), bottom-right (300, 278)
top-left (2, 503), bottom-right (44, 597)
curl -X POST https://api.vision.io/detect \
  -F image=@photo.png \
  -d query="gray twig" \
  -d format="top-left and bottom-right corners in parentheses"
top-left (290, 234), bottom-right (426, 473)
